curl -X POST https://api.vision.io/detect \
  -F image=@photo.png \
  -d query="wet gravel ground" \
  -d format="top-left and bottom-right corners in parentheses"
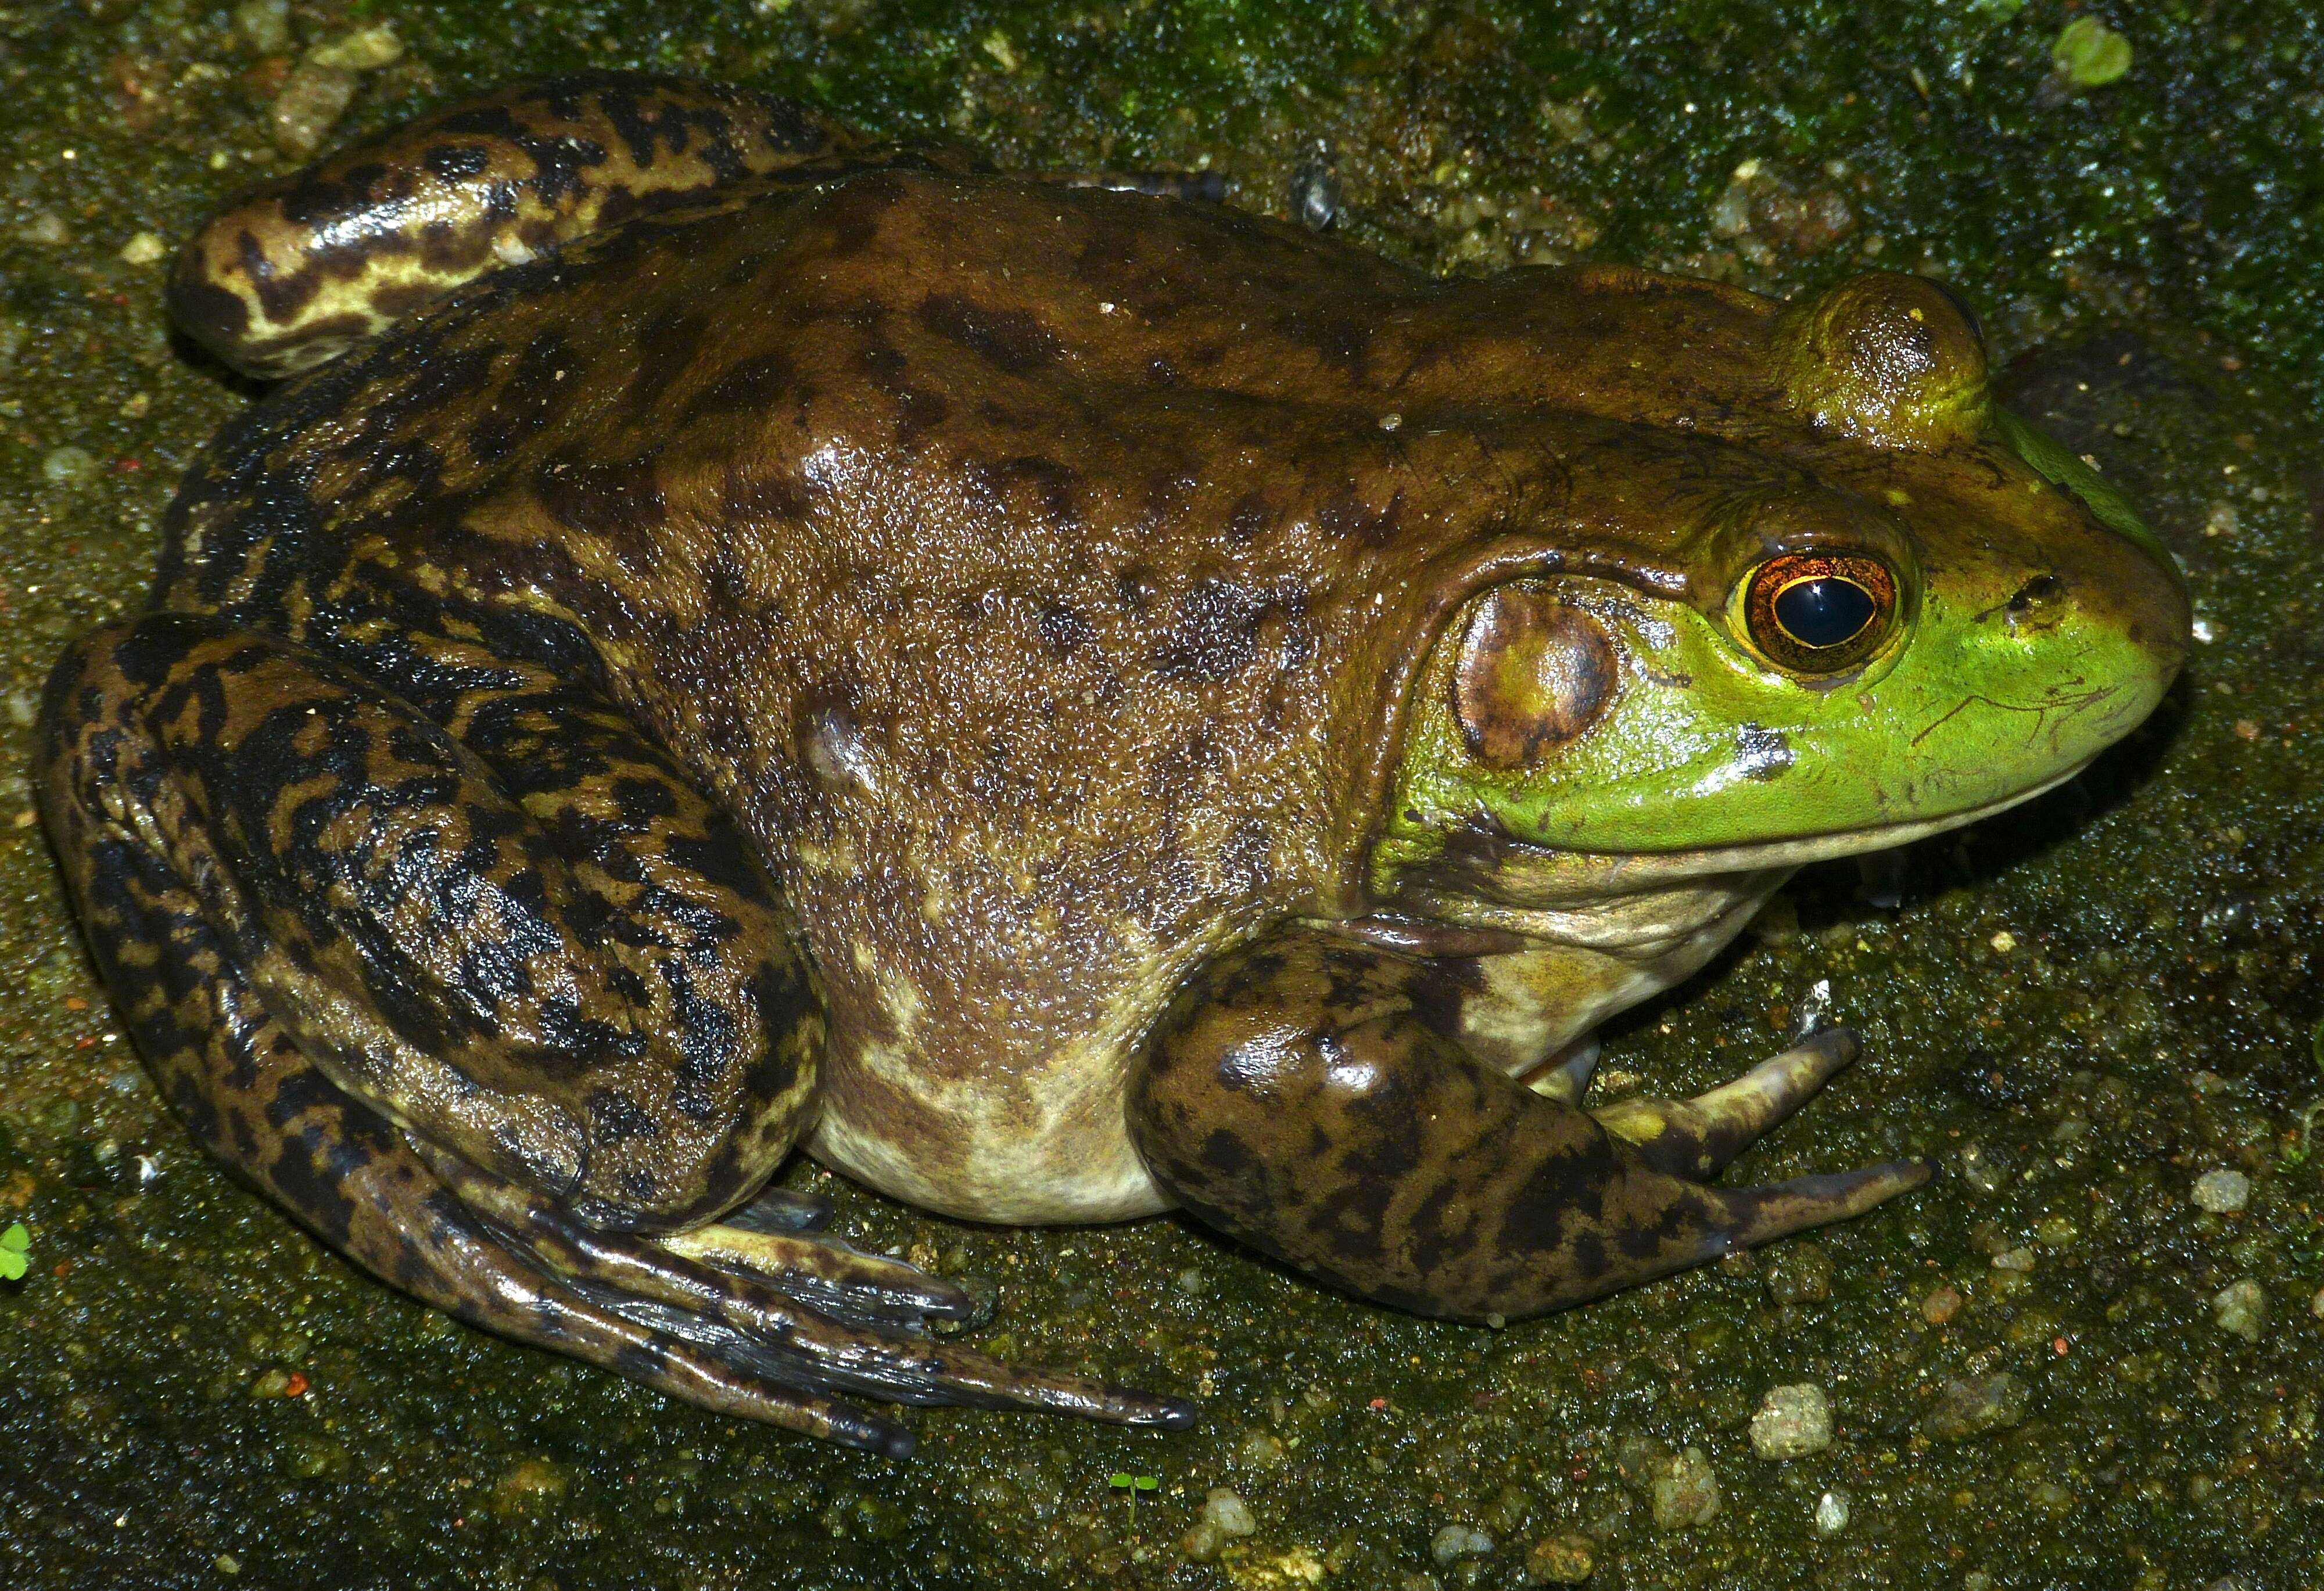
top-left (0, 4), bottom-right (2318, 1588)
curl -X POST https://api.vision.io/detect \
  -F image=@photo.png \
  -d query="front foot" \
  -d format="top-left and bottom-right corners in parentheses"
top-left (411, 1140), bottom-right (1195, 1456)
top-left (1132, 929), bottom-right (1931, 1321)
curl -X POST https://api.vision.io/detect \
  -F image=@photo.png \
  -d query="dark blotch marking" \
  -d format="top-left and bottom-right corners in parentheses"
top-left (1733, 724), bottom-right (1794, 782)
top-left (1318, 487), bottom-right (1405, 547)
top-left (1035, 601), bottom-right (1093, 659)
top-left (2008, 573), bottom-right (2064, 613)
top-left (917, 293), bottom-right (1066, 377)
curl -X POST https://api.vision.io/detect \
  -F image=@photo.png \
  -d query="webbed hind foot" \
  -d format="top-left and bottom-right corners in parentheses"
top-left (415, 1140), bottom-right (1195, 1456)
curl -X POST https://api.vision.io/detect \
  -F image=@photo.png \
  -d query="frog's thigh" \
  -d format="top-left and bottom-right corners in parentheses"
top-left (37, 617), bottom-right (898, 1444)
top-left (44, 612), bottom-right (817, 1227)
top-left (1127, 927), bottom-right (1930, 1321)
top-left (43, 615), bottom-right (1190, 1452)
top-left (57, 868), bottom-right (905, 1447)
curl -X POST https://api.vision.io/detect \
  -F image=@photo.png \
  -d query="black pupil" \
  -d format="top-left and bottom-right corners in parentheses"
top-left (1773, 577), bottom-right (1876, 649)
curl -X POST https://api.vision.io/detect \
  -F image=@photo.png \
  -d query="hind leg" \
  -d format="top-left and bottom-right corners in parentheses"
top-left (41, 613), bottom-right (1189, 1453)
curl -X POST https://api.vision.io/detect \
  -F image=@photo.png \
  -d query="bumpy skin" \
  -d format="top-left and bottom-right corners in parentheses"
top-left (168, 75), bottom-right (875, 378)
top-left (1132, 926), bottom-right (1918, 1321)
top-left (41, 73), bottom-right (2186, 1452)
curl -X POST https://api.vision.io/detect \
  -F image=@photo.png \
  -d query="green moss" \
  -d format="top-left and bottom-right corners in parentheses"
top-left (1, 3), bottom-right (2319, 1589)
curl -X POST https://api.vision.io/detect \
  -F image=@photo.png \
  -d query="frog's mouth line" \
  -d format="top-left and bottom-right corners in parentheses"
top-left (1529, 756), bottom-right (2095, 885)
top-left (1402, 759), bottom-right (2095, 949)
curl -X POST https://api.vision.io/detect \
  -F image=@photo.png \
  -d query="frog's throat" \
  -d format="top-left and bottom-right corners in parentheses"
top-left (1389, 758), bottom-right (2090, 950)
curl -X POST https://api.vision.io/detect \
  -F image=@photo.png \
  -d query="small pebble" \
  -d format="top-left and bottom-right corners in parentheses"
top-left (117, 232), bottom-right (167, 265)
top-left (1179, 1522), bottom-right (1225, 1563)
top-left (2024, 1477), bottom-right (2075, 1514)
top-left (1611, 1432), bottom-right (1672, 1491)
top-left (2310, 1285), bottom-right (2323, 1320)
top-left (234, 0), bottom-right (290, 53)
top-left (1762, 1241), bottom-right (1832, 1305)
top-left (1650, 1446), bottom-right (1720, 1530)
top-left (1287, 149), bottom-right (1342, 232)
top-left (2212, 1278), bottom-right (2265, 1342)
top-left (283, 1433), bottom-right (349, 1481)
top-left (1749, 1383), bottom-right (1833, 1459)
top-left (1920, 1284), bottom-right (1963, 1324)
top-left (1525, 1532), bottom-right (1595, 1583)
top-left (42, 446), bottom-right (96, 486)
top-left (1203, 1487), bottom-right (1257, 1538)
top-left (1990, 1246), bottom-right (2037, 1273)
top-left (307, 23), bottom-right (403, 70)
top-left (1957, 1141), bottom-right (2008, 1195)
top-left (269, 26), bottom-right (401, 153)
top-left (1814, 1488), bottom-right (1850, 1536)
top-left (2191, 1169), bottom-right (2251, 1215)
top-left (489, 1456), bottom-right (572, 1517)
top-left (1238, 1429), bottom-right (1286, 1467)
top-left (1921, 1373), bottom-right (2029, 1441)
top-left (1430, 1524), bottom-right (1493, 1565)
top-left (270, 64), bottom-right (358, 153)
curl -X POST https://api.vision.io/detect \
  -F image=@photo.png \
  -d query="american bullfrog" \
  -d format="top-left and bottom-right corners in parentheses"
top-left (38, 74), bottom-right (2187, 1456)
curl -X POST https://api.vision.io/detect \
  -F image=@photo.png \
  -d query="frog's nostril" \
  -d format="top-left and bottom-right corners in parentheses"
top-left (2007, 573), bottom-right (2065, 613)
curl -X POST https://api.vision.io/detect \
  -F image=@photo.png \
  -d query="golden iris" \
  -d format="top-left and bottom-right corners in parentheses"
top-left (1742, 552), bottom-right (1897, 673)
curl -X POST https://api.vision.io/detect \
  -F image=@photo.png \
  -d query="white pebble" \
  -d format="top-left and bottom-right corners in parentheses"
top-left (1430, 1524), bottom-right (1492, 1565)
top-left (42, 446), bottom-right (95, 486)
top-left (1651, 1447), bottom-right (1721, 1529)
top-left (306, 23), bottom-right (403, 70)
top-left (1203, 1486), bottom-right (1256, 1538)
top-left (1814, 1489), bottom-right (1851, 1536)
top-left (2214, 1278), bottom-right (2266, 1342)
top-left (2191, 1168), bottom-right (2251, 1215)
top-left (1749, 1384), bottom-right (1834, 1459)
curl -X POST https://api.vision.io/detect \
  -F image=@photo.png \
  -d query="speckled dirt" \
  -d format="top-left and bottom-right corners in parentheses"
top-left (0, 5), bottom-right (2318, 1589)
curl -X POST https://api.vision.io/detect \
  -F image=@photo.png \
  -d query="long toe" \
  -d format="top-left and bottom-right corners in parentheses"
top-left (414, 1134), bottom-right (1196, 1434)
top-left (1595, 1027), bottom-right (1862, 1178)
top-left (1697, 1157), bottom-right (1935, 1258)
top-left (657, 1223), bottom-right (979, 1328)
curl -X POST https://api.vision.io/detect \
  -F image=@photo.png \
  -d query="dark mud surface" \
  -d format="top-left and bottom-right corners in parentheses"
top-left (0, 5), bottom-right (2318, 1588)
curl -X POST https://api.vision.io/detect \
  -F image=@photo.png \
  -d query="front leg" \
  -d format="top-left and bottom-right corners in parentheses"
top-left (1128, 925), bottom-right (1927, 1320)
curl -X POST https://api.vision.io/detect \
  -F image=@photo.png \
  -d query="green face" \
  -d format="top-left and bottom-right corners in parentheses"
top-left (1382, 274), bottom-right (2190, 868)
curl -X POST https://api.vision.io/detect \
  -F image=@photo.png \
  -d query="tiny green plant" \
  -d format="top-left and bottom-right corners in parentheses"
top-left (0, 1223), bottom-right (28, 1281)
top-left (1108, 1472), bottom-right (1159, 1520)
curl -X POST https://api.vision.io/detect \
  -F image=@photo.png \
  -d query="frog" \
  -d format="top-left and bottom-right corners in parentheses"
top-left (38, 73), bottom-right (2188, 1457)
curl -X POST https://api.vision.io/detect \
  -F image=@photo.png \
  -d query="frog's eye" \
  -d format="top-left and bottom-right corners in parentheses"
top-left (1741, 552), bottom-right (1898, 674)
